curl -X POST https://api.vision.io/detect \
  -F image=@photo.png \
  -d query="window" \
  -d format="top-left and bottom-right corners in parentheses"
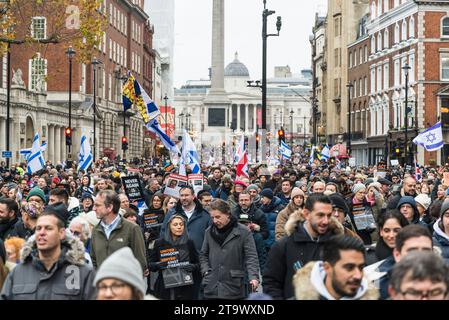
top-left (442, 17), bottom-right (449, 37)
top-left (384, 0), bottom-right (389, 13)
top-left (31, 17), bottom-right (46, 40)
top-left (364, 76), bottom-right (367, 95)
top-left (371, 2), bottom-right (377, 19)
top-left (371, 36), bottom-right (375, 54)
top-left (364, 45), bottom-right (368, 61)
top-left (409, 53), bottom-right (415, 83)
top-left (394, 59), bottom-right (400, 86)
top-left (353, 80), bottom-right (357, 98)
top-left (208, 108), bottom-right (226, 127)
top-left (401, 56), bottom-right (407, 85)
top-left (383, 63), bottom-right (389, 90)
top-left (109, 5), bottom-right (113, 24)
top-left (395, 23), bottom-right (400, 44)
top-left (349, 52), bottom-right (352, 68)
top-left (109, 39), bottom-right (112, 60)
top-left (359, 48), bottom-right (363, 64)
top-left (377, 66), bottom-right (382, 92)
top-left (441, 54), bottom-right (449, 80)
top-left (409, 16), bottom-right (415, 38)
top-left (377, 32), bottom-right (382, 51)
top-left (334, 17), bottom-right (341, 36)
top-left (384, 29), bottom-right (389, 48)
top-left (370, 68), bottom-right (376, 94)
top-left (108, 73), bottom-right (112, 101)
top-left (335, 48), bottom-right (340, 67)
top-left (359, 78), bottom-right (362, 96)
top-left (354, 50), bottom-right (357, 67)
top-left (377, 0), bottom-right (382, 17)
top-left (124, 16), bottom-right (127, 35)
top-left (401, 20), bottom-right (407, 41)
top-left (29, 54), bottom-right (47, 91)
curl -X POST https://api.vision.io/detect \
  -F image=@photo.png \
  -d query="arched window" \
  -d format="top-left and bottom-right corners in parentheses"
top-left (372, 2), bottom-right (377, 19)
top-left (394, 23), bottom-right (400, 44)
top-left (442, 17), bottom-right (449, 37)
top-left (377, 0), bottom-right (382, 17)
top-left (371, 35), bottom-right (375, 54)
top-left (409, 16), bottom-right (415, 38)
top-left (377, 32), bottom-right (382, 51)
top-left (384, 0), bottom-right (389, 13)
top-left (384, 29), bottom-right (389, 48)
top-left (401, 20), bottom-right (407, 41)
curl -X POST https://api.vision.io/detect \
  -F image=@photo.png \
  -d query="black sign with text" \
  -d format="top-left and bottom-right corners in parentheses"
top-left (121, 176), bottom-right (144, 201)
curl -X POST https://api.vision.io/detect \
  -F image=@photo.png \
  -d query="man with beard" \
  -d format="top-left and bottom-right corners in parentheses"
top-left (263, 194), bottom-right (344, 299)
top-left (387, 177), bottom-right (417, 209)
top-left (0, 198), bottom-right (23, 240)
top-left (293, 235), bottom-right (379, 300)
top-left (207, 167), bottom-right (222, 197)
top-left (200, 199), bottom-right (259, 300)
top-left (232, 191), bottom-right (269, 272)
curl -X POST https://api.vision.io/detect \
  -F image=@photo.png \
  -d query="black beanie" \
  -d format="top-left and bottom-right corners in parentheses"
top-left (328, 193), bottom-right (350, 216)
top-left (44, 202), bottom-right (70, 227)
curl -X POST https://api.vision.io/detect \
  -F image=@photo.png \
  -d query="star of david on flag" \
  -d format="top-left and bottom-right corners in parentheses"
top-left (412, 122), bottom-right (444, 152)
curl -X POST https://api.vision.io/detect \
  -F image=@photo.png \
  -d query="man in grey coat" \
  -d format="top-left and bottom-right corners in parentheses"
top-left (200, 199), bottom-right (259, 300)
top-left (1, 205), bottom-right (96, 300)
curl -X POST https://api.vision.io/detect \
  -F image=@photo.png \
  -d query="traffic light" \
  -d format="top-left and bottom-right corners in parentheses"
top-left (121, 136), bottom-right (128, 151)
top-left (65, 127), bottom-right (72, 146)
top-left (278, 127), bottom-right (285, 145)
top-left (256, 132), bottom-right (260, 149)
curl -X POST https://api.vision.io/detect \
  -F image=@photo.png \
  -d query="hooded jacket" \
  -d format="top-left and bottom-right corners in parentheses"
top-left (0, 233), bottom-right (96, 300)
top-left (260, 196), bottom-right (285, 249)
top-left (293, 261), bottom-right (379, 300)
top-left (433, 219), bottom-right (449, 263)
top-left (160, 199), bottom-right (211, 252)
top-left (396, 196), bottom-right (420, 224)
top-left (262, 210), bottom-right (345, 300)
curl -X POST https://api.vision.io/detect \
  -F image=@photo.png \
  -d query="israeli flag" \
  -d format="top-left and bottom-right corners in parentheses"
top-left (308, 146), bottom-right (315, 166)
top-left (412, 122), bottom-right (444, 152)
top-left (321, 144), bottom-right (330, 161)
top-left (78, 135), bottom-right (93, 171)
top-left (279, 140), bottom-right (292, 159)
top-left (179, 129), bottom-right (201, 175)
top-left (146, 119), bottom-right (179, 154)
top-left (27, 133), bottom-right (45, 174)
top-left (20, 141), bottom-right (47, 160)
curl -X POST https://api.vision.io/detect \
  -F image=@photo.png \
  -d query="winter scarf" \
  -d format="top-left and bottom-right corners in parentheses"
top-left (210, 215), bottom-right (238, 246)
top-left (375, 238), bottom-right (393, 261)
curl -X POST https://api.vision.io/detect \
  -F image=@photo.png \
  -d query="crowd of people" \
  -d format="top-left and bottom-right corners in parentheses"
top-left (0, 157), bottom-right (448, 300)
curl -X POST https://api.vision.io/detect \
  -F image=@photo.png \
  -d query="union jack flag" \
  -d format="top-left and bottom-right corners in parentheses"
top-left (415, 163), bottom-right (422, 182)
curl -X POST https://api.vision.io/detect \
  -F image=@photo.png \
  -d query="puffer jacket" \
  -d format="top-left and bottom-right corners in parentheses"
top-left (263, 210), bottom-right (345, 300)
top-left (260, 196), bottom-right (285, 249)
top-left (433, 219), bottom-right (449, 263)
top-left (1, 234), bottom-right (96, 300)
top-left (275, 202), bottom-right (301, 241)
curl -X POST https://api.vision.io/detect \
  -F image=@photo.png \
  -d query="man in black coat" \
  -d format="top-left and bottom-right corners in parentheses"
top-left (387, 177), bottom-right (417, 209)
top-left (263, 194), bottom-right (344, 299)
top-left (232, 191), bottom-right (269, 272)
top-left (0, 198), bottom-right (24, 240)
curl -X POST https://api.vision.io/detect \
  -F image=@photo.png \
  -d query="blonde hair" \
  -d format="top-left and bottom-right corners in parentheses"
top-left (4, 237), bottom-right (25, 263)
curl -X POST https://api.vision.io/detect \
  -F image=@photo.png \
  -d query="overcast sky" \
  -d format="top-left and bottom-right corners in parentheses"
top-left (173, 0), bottom-right (327, 88)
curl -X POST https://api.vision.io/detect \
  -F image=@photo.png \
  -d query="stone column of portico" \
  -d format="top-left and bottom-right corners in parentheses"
top-left (237, 104), bottom-right (241, 131)
top-left (48, 125), bottom-right (54, 164)
top-left (54, 126), bottom-right (61, 165)
top-left (245, 105), bottom-right (249, 133)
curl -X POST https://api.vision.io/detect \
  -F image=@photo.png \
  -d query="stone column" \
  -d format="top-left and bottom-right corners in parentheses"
top-left (54, 126), bottom-right (61, 165)
top-left (237, 105), bottom-right (241, 131)
top-left (0, 118), bottom-right (5, 152)
top-left (209, 0), bottom-right (226, 94)
top-left (60, 127), bottom-right (66, 162)
top-left (253, 106), bottom-right (257, 132)
top-left (48, 125), bottom-right (54, 164)
top-left (245, 105), bottom-right (249, 133)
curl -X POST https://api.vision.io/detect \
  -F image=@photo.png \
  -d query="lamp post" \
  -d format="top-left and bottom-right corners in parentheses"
top-left (312, 98), bottom-right (318, 145)
top-left (403, 62), bottom-right (411, 167)
top-left (289, 110), bottom-right (294, 147)
top-left (115, 72), bottom-right (128, 160)
top-left (91, 58), bottom-right (102, 163)
top-left (6, 42), bottom-right (10, 168)
top-left (346, 82), bottom-right (354, 158)
top-left (262, 0), bottom-right (281, 130)
top-left (65, 46), bottom-right (75, 157)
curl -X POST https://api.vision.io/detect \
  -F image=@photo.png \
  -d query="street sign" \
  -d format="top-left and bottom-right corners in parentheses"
top-left (2, 151), bottom-right (12, 158)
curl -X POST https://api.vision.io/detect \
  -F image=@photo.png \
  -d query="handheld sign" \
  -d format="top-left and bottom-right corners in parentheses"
top-left (188, 174), bottom-right (204, 196)
top-left (443, 172), bottom-right (449, 187)
top-left (121, 176), bottom-right (144, 201)
top-left (163, 174), bottom-right (189, 198)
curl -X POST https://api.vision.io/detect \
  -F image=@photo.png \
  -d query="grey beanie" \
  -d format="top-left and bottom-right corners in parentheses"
top-left (352, 183), bottom-right (366, 194)
top-left (94, 247), bottom-right (145, 296)
top-left (246, 184), bottom-right (259, 192)
top-left (440, 199), bottom-right (449, 217)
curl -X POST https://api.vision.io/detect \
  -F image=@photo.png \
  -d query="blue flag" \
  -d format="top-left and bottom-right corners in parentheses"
top-left (27, 133), bottom-right (45, 174)
top-left (412, 122), bottom-right (444, 151)
top-left (78, 135), bottom-right (93, 171)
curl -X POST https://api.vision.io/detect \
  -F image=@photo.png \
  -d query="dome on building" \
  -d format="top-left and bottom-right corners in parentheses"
top-left (224, 52), bottom-right (250, 77)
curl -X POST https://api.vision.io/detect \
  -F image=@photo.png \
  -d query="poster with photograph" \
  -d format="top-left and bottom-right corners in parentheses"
top-left (188, 174), bottom-right (204, 196)
top-left (163, 173), bottom-right (189, 198)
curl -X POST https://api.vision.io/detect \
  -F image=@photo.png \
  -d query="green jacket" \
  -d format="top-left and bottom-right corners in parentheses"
top-left (90, 215), bottom-right (147, 271)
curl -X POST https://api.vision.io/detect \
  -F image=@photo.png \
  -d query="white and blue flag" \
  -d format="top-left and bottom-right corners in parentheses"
top-left (20, 141), bottom-right (47, 160)
top-left (27, 133), bottom-right (45, 174)
top-left (78, 134), bottom-right (93, 171)
top-left (412, 121), bottom-right (444, 152)
top-left (308, 146), bottom-right (315, 166)
top-left (146, 119), bottom-right (179, 154)
top-left (279, 140), bottom-right (292, 159)
top-left (321, 144), bottom-right (330, 161)
top-left (179, 129), bottom-right (201, 176)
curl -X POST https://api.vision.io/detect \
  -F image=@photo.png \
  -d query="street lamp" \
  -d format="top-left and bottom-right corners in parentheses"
top-left (262, 0), bottom-right (281, 130)
top-left (91, 57), bottom-right (102, 163)
top-left (346, 82), bottom-right (354, 158)
top-left (65, 46), bottom-right (76, 158)
top-left (115, 71), bottom-right (128, 160)
top-left (403, 62), bottom-right (411, 167)
top-left (289, 110), bottom-right (294, 147)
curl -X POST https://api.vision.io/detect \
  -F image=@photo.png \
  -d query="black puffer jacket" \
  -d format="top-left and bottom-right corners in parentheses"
top-left (232, 204), bottom-right (269, 240)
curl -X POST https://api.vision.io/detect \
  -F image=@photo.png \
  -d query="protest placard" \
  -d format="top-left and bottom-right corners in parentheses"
top-left (163, 173), bottom-right (189, 198)
top-left (121, 176), bottom-right (144, 201)
top-left (188, 174), bottom-right (204, 196)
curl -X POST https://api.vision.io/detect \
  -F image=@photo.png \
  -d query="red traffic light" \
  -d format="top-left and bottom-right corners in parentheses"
top-left (256, 134), bottom-right (260, 141)
top-left (65, 127), bottom-right (72, 136)
top-left (121, 136), bottom-right (128, 143)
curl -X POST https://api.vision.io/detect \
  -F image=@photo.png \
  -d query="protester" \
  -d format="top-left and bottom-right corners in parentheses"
top-left (275, 187), bottom-right (305, 241)
top-left (293, 235), bottom-right (379, 300)
top-left (388, 251), bottom-right (449, 300)
top-left (347, 183), bottom-right (376, 244)
top-left (259, 188), bottom-right (285, 253)
top-left (200, 199), bottom-right (259, 300)
top-left (4, 237), bottom-right (25, 265)
top-left (433, 200), bottom-right (449, 263)
top-left (0, 198), bottom-right (22, 240)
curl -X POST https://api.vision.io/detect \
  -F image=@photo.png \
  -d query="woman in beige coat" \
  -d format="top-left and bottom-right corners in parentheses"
top-left (275, 187), bottom-right (305, 241)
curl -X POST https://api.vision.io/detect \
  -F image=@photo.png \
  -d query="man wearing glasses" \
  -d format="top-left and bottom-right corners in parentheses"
top-left (389, 251), bottom-right (449, 300)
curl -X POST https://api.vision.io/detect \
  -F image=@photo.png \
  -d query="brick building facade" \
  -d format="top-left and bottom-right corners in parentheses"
top-left (0, 0), bottom-right (155, 164)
